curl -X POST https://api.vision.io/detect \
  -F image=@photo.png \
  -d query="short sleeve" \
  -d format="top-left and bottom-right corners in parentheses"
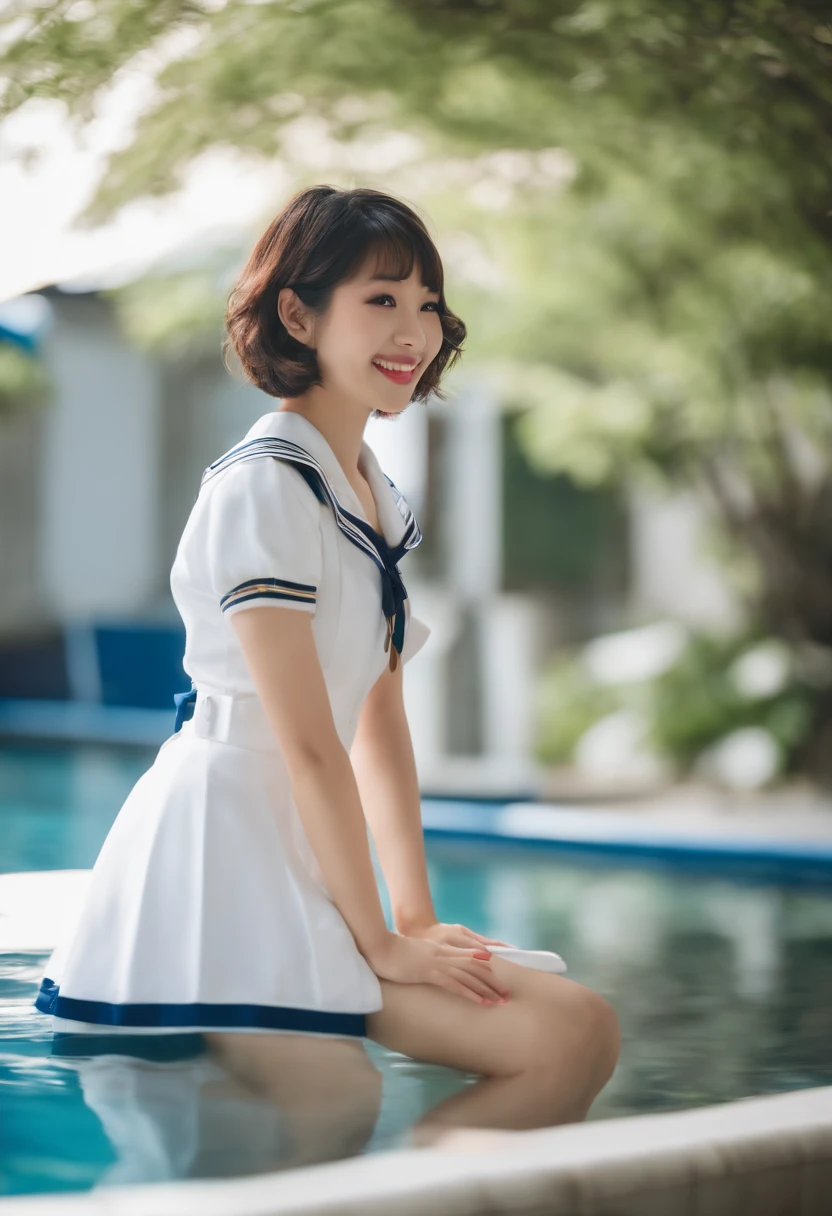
top-left (401, 596), bottom-right (431, 665)
top-left (201, 457), bottom-right (322, 619)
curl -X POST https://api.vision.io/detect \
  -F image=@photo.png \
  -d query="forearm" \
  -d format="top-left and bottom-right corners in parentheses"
top-left (230, 608), bottom-right (392, 965)
top-left (290, 747), bottom-right (392, 962)
top-left (350, 701), bottom-right (437, 934)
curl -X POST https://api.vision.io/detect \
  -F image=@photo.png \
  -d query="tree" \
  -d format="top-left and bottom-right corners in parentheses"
top-left (4, 0), bottom-right (832, 772)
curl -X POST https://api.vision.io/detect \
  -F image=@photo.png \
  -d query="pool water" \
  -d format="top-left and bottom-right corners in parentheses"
top-left (2, 744), bottom-right (832, 1197)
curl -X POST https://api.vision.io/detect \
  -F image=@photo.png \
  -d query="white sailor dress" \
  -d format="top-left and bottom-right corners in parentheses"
top-left (34, 408), bottom-right (431, 1040)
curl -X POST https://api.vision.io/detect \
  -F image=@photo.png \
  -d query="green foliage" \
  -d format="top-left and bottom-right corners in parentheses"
top-left (648, 632), bottom-right (813, 768)
top-left (501, 410), bottom-right (628, 593)
top-left (6, 2), bottom-right (829, 477)
top-left (534, 651), bottom-right (621, 764)
top-left (4, 0), bottom-right (832, 754)
top-left (534, 623), bottom-right (819, 779)
top-left (0, 345), bottom-right (51, 414)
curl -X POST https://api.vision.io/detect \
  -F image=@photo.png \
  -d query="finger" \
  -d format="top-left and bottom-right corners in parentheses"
top-left (441, 945), bottom-right (493, 960)
top-left (456, 961), bottom-right (510, 1001)
top-left (438, 973), bottom-right (493, 1006)
top-left (470, 933), bottom-right (514, 947)
top-left (446, 966), bottom-right (505, 1003)
top-left (460, 928), bottom-right (486, 943)
top-left (459, 929), bottom-right (505, 950)
top-left (443, 946), bottom-right (511, 996)
top-left (464, 948), bottom-right (513, 991)
top-left (448, 932), bottom-right (480, 949)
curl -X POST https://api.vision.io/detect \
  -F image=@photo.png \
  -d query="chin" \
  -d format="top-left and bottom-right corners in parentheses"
top-left (372, 406), bottom-right (407, 421)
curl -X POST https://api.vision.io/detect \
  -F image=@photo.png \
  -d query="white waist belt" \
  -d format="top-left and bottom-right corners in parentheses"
top-left (189, 688), bottom-right (280, 752)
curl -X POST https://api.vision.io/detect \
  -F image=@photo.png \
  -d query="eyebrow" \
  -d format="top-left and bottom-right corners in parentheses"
top-left (367, 275), bottom-right (440, 294)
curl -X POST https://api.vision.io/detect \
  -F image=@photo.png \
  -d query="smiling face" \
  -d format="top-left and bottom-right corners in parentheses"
top-left (311, 254), bottom-right (445, 418)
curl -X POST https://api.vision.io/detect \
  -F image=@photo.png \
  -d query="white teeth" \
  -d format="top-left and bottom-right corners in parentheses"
top-left (373, 359), bottom-right (415, 372)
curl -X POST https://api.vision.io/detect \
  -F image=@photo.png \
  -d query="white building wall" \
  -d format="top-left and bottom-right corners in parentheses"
top-left (39, 294), bottom-right (162, 619)
top-left (0, 405), bottom-right (47, 635)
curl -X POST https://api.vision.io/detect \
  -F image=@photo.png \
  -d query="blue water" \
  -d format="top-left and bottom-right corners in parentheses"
top-left (2, 743), bottom-right (832, 1197)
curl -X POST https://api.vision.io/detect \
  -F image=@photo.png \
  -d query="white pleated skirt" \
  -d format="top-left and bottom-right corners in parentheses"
top-left (35, 696), bottom-right (383, 1040)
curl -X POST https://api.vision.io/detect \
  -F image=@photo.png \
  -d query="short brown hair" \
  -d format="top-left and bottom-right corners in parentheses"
top-left (224, 185), bottom-right (466, 404)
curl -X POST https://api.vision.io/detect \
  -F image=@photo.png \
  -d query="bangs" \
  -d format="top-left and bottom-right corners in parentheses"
top-left (360, 227), bottom-right (443, 297)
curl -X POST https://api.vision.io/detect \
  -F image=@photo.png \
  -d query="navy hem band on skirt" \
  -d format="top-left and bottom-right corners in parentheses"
top-left (35, 978), bottom-right (367, 1038)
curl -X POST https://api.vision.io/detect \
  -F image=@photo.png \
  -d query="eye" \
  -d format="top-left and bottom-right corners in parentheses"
top-left (371, 294), bottom-right (440, 311)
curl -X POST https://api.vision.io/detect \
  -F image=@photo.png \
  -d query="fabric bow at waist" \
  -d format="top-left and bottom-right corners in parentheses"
top-left (173, 688), bottom-right (197, 732)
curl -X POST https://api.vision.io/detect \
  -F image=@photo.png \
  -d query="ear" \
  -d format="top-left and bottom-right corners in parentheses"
top-left (277, 287), bottom-right (315, 348)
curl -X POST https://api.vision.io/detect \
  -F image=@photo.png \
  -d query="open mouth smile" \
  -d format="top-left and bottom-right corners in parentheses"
top-left (372, 358), bottom-right (419, 385)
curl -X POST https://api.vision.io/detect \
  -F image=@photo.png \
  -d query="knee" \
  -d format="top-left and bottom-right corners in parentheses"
top-left (583, 990), bottom-right (621, 1083)
top-left (529, 986), bottom-right (620, 1081)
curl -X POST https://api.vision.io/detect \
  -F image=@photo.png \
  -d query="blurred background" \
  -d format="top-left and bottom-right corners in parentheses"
top-left (2, 0), bottom-right (832, 801)
top-left (3, 2), bottom-right (832, 1200)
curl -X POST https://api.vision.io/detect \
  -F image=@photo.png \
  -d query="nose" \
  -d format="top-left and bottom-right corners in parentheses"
top-left (393, 305), bottom-right (431, 355)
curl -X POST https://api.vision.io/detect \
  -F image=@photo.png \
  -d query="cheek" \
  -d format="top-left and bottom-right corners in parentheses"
top-left (352, 312), bottom-right (389, 359)
top-left (321, 320), bottom-right (377, 370)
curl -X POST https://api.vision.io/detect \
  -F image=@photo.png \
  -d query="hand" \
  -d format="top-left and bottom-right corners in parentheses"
top-left (366, 930), bottom-right (511, 1006)
top-left (402, 920), bottom-right (515, 952)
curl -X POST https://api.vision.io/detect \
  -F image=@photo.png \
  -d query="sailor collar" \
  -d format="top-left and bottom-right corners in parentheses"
top-left (200, 408), bottom-right (422, 672)
top-left (246, 410), bottom-right (415, 550)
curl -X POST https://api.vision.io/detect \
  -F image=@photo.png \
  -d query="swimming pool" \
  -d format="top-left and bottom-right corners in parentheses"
top-left (2, 743), bottom-right (832, 1198)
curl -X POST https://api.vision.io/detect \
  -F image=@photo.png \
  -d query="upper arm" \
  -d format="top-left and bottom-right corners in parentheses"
top-left (203, 457), bottom-right (322, 620)
top-left (202, 457), bottom-right (341, 772)
top-left (231, 607), bottom-right (341, 773)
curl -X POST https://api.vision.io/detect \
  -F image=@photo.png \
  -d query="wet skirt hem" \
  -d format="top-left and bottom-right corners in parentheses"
top-left (35, 978), bottom-right (368, 1038)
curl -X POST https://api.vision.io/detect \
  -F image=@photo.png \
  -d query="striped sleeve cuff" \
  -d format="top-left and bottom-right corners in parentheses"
top-left (220, 577), bottom-right (317, 616)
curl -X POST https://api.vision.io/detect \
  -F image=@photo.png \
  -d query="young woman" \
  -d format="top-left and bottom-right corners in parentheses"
top-left (35, 186), bottom-right (619, 1149)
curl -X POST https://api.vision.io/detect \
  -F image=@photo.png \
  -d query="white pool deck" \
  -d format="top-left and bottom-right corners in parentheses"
top-left (2, 794), bottom-right (832, 1214)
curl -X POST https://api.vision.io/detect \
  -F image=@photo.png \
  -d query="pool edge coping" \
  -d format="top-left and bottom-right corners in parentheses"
top-left (421, 799), bottom-right (832, 870)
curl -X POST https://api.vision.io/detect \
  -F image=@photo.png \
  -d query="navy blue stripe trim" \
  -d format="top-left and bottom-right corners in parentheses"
top-left (221, 576), bottom-right (317, 600)
top-left (221, 590), bottom-right (316, 611)
top-left (35, 979), bottom-right (366, 1037)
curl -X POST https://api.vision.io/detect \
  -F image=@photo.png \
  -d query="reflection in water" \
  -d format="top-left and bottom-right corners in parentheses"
top-left (67, 1044), bottom-right (289, 1186)
top-left (45, 1021), bottom-right (592, 1180)
top-left (3, 847), bottom-right (831, 1194)
top-left (56, 1035), bottom-right (383, 1185)
top-left (2, 742), bottom-right (832, 1195)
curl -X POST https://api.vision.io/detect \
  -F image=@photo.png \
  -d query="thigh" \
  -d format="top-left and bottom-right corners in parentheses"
top-left (204, 1031), bottom-right (379, 1106)
top-left (366, 957), bottom-right (611, 1078)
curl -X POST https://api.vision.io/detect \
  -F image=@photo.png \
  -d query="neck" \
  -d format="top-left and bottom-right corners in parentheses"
top-left (276, 388), bottom-right (370, 478)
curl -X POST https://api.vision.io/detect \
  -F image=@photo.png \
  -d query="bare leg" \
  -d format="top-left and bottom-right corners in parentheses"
top-left (204, 1032), bottom-right (382, 1168)
top-left (366, 958), bottom-right (620, 1141)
